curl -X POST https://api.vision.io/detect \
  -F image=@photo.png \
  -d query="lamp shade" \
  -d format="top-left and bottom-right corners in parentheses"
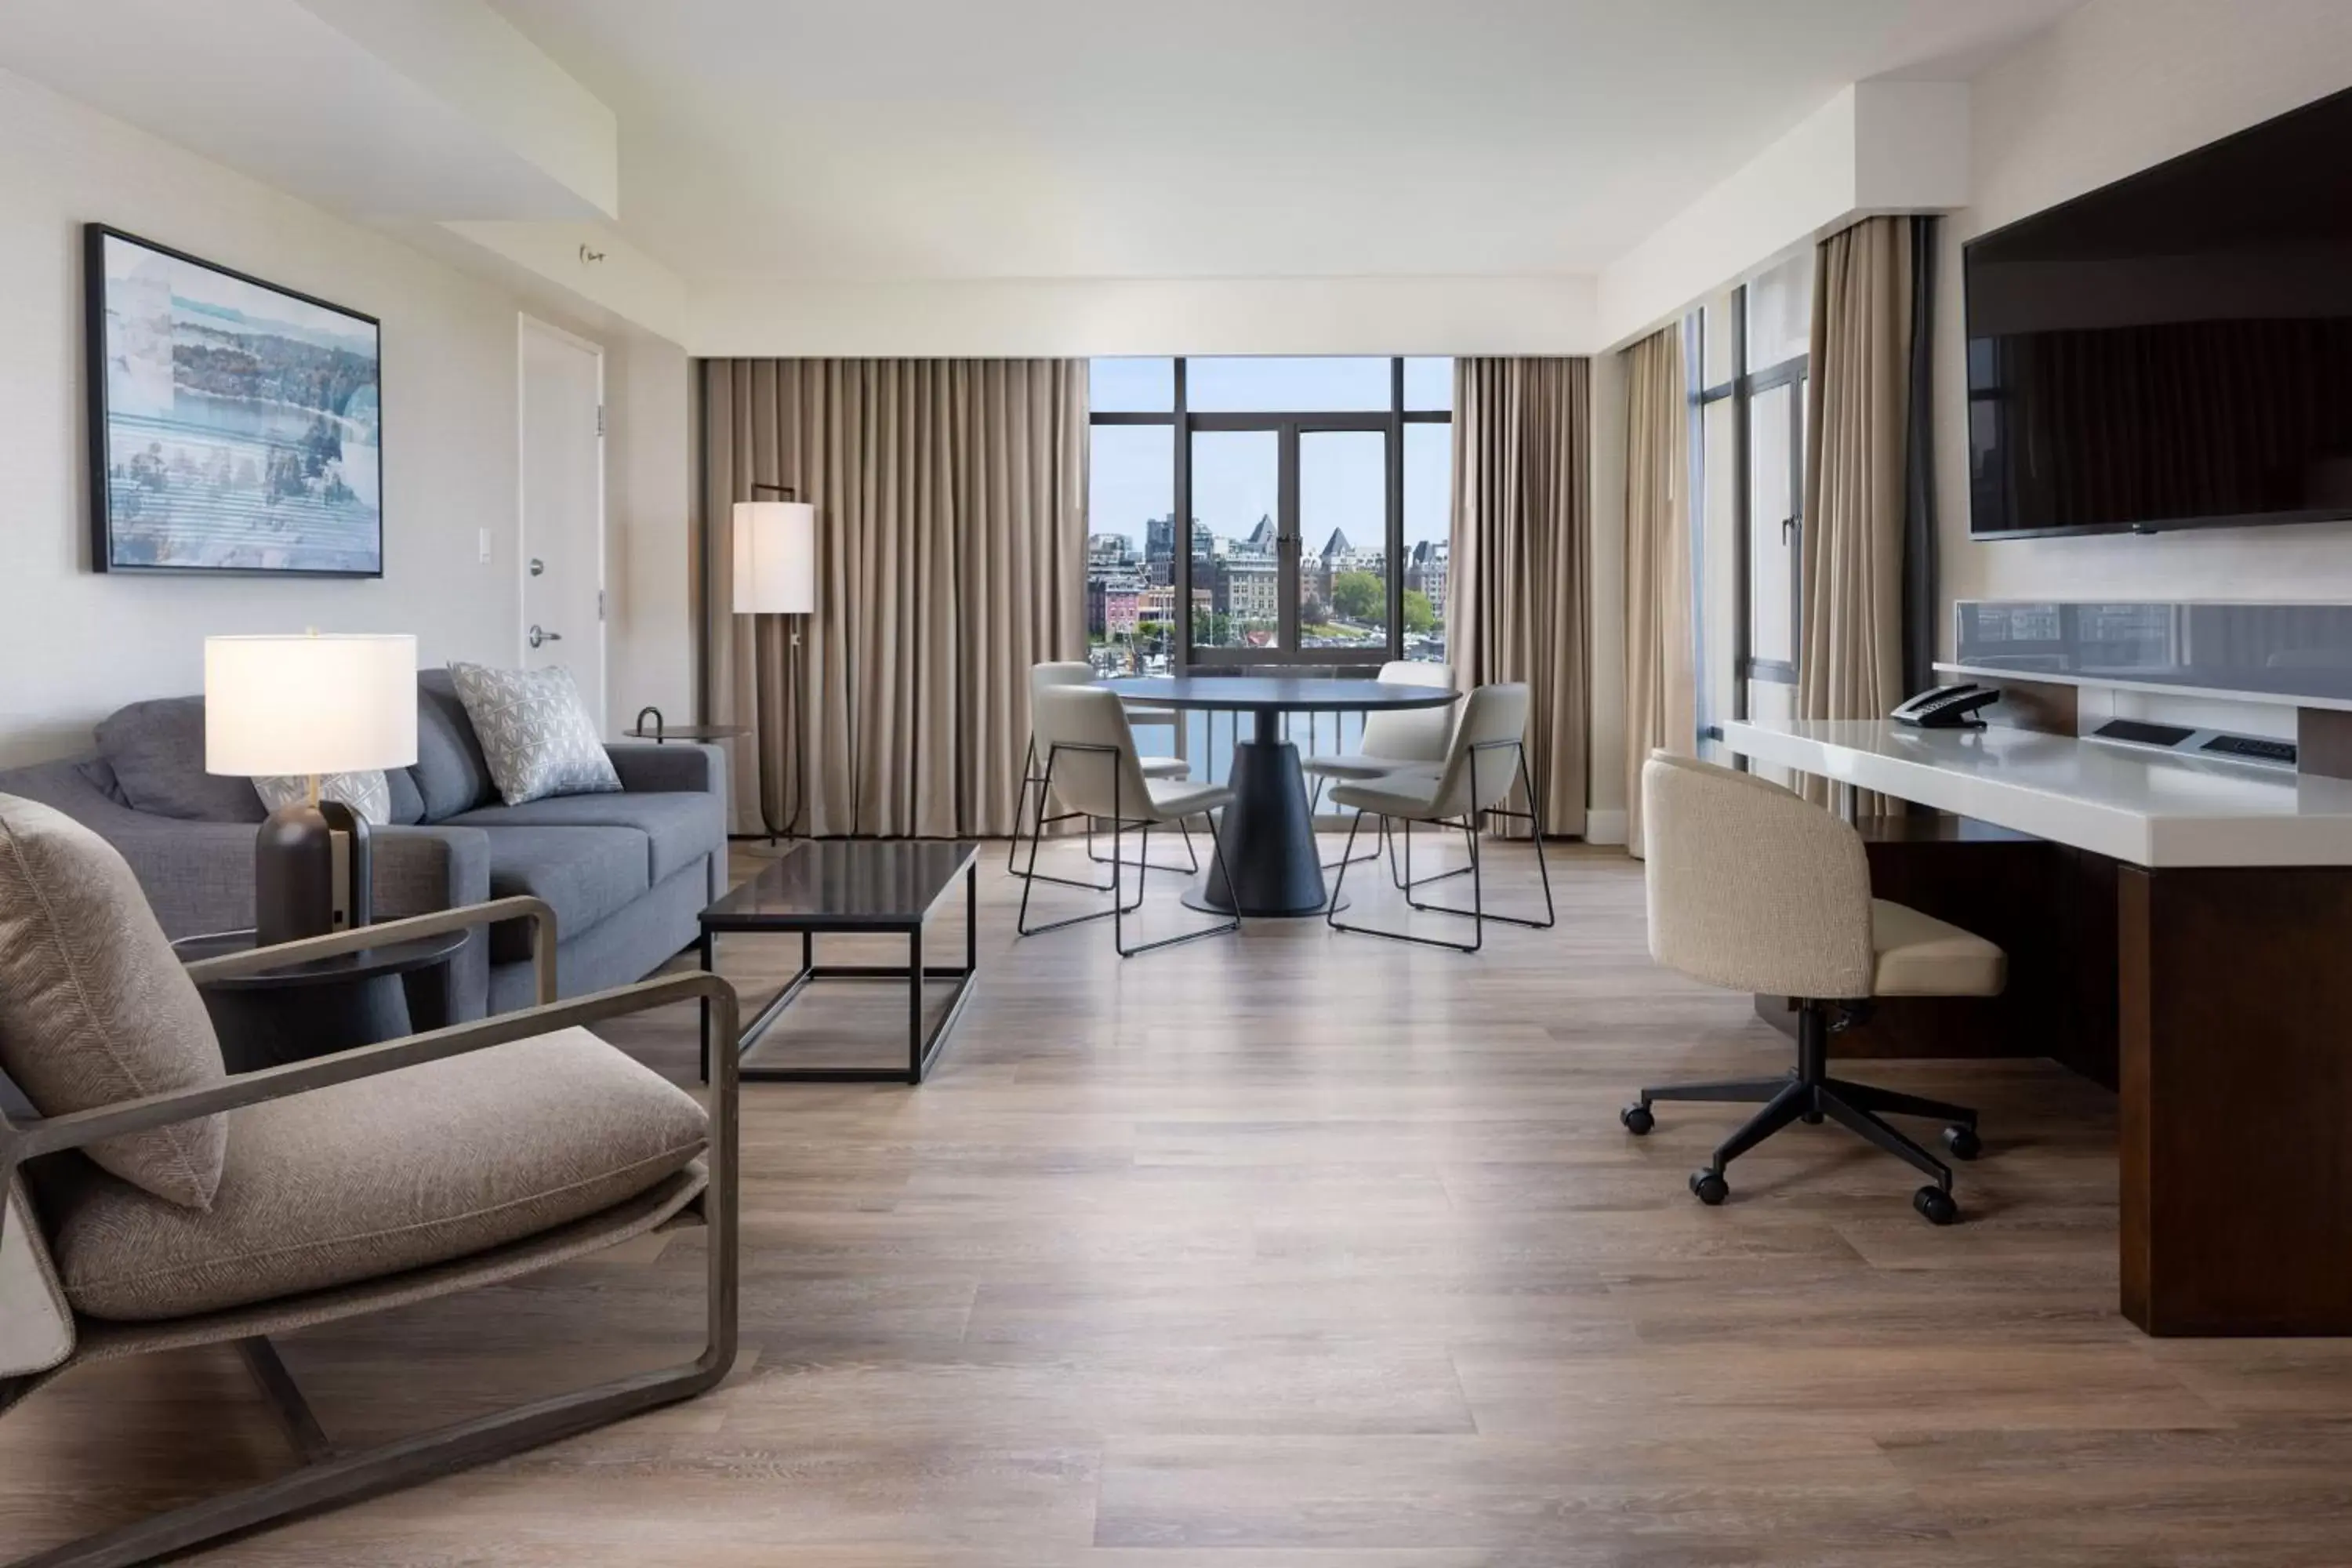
top-left (732, 500), bottom-right (817, 615)
top-left (205, 633), bottom-right (419, 778)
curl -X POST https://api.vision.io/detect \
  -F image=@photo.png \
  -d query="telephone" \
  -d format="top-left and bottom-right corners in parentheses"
top-left (1890, 683), bottom-right (2000, 729)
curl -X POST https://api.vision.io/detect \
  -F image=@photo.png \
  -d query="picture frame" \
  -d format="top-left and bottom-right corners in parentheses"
top-left (85, 224), bottom-right (383, 577)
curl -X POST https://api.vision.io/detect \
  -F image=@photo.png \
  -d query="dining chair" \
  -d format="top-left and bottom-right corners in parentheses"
top-left (1010, 662), bottom-right (1195, 889)
top-left (1016, 686), bottom-right (1239, 958)
top-left (1324, 682), bottom-right (1555, 953)
top-left (1301, 659), bottom-right (1454, 871)
top-left (1622, 753), bottom-right (2002, 1225)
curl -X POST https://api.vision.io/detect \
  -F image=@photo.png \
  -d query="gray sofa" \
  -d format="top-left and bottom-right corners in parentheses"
top-left (0, 670), bottom-right (726, 1022)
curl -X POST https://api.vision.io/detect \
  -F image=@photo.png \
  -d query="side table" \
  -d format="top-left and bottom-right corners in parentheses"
top-left (171, 927), bottom-right (468, 1073)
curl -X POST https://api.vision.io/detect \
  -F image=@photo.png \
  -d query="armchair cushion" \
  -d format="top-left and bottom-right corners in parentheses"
top-left (45, 1026), bottom-right (706, 1322)
top-left (0, 796), bottom-right (227, 1210)
top-left (2, 1177), bottom-right (73, 1377)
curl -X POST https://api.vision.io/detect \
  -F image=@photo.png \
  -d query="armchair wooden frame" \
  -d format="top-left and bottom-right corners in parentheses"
top-left (0, 896), bottom-right (741, 1568)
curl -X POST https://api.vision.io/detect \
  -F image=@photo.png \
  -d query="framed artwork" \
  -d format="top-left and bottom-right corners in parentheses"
top-left (86, 224), bottom-right (383, 576)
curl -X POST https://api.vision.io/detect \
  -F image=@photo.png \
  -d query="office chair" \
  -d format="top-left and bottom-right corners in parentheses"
top-left (1625, 753), bottom-right (2005, 1225)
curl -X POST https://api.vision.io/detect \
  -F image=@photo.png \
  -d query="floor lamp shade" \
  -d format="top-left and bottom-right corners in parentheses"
top-left (205, 633), bottom-right (419, 778)
top-left (732, 500), bottom-right (818, 615)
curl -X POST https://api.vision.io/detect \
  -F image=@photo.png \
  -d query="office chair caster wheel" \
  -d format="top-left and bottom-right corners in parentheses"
top-left (1621, 1103), bottom-right (1655, 1135)
top-left (1690, 1169), bottom-right (1729, 1206)
top-left (1943, 1125), bottom-right (1982, 1160)
top-left (1914, 1185), bottom-right (1959, 1226)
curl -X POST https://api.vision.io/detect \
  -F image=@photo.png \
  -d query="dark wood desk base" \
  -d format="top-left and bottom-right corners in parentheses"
top-left (1758, 816), bottom-right (2352, 1336)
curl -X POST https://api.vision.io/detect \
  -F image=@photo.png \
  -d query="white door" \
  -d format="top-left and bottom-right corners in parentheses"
top-left (518, 316), bottom-right (607, 729)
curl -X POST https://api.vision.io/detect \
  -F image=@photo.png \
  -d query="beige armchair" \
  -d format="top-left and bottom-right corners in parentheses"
top-left (1624, 753), bottom-right (2004, 1225)
top-left (0, 796), bottom-right (739, 1568)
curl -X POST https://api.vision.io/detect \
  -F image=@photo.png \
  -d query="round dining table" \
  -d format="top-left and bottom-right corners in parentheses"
top-left (1100, 675), bottom-right (1461, 917)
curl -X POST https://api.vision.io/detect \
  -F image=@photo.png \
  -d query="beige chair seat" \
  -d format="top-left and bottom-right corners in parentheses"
top-left (1327, 771), bottom-right (1447, 819)
top-left (1145, 777), bottom-right (1233, 818)
top-left (1870, 899), bottom-right (2007, 998)
top-left (44, 1027), bottom-right (708, 1323)
top-left (1301, 753), bottom-right (1443, 782)
top-left (1140, 755), bottom-right (1189, 780)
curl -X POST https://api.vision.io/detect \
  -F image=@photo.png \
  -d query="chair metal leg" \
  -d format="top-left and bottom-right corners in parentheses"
top-left (1704, 1080), bottom-right (1811, 1173)
top-left (1827, 1079), bottom-right (1979, 1129)
top-left (1637, 1077), bottom-right (1791, 1105)
top-left (1329, 815), bottom-right (1485, 954)
top-left (1816, 1087), bottom-right (1955, 1192)
top-left (1113, 814), bottom-right (1241, 958)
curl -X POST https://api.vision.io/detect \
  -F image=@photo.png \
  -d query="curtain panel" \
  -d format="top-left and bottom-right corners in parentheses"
top-left (1450, 357), bottom-right (1591, 839)
top-left (1799, 216), bottom-right (1918, 813)
top-left (1621, 328), bottom-right (1691, 858)
top-left (700, 359), bottom-right (1088, 839)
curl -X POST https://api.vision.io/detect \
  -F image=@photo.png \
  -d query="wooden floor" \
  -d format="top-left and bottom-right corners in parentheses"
top-left (10, 839), bottom-right (2352, 1566)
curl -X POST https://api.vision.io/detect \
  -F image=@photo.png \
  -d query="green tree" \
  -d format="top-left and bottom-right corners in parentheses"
top-left (1402, 589), bottom-right (1435, 635)
top-left (1330, 570), bottom-right (1383, 622)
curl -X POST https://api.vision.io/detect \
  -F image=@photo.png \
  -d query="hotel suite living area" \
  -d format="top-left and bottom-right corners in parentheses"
top-left (10, 2), bottom-right (2352, 1562)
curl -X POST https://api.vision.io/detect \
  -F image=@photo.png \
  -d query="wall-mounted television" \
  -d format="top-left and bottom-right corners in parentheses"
top-left (1965, 85), bottom-right (2352, 540)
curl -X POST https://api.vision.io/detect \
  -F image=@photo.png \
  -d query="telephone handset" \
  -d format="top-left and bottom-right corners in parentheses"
top-left (1890, 683), bottom-right (2000, 730)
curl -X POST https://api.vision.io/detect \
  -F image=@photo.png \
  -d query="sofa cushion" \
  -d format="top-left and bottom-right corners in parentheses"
top-left (412, 670), bottom-right (498, 822)
top-left (0, 796), bottom-right (227, 1210)
top-left (45, 1027), bottom-right (706, 1322)
top-left (448, 663), bottom-right (622, 808)
top-left (481, 826), bottom-right (650, 962)
top-left (448, 792), bottom-right (723, 887)
top-left (1, 1177), bottom-right (73, 1377)
top-left (385, 766), bottom-right (426, 826)
top-left (93, 698), bottom-right (265, 823)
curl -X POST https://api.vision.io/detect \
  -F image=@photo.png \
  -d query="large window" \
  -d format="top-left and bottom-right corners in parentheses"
top-left (1687, 253), bottom-right (1809, 777)
top-left (1087, 358), bottom-right (1451, 674)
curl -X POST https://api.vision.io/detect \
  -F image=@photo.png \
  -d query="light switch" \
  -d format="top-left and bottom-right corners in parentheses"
top-left (477, 528), bottom-right (492, 564)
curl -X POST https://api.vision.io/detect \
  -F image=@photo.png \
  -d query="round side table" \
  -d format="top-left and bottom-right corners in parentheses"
top-left (171, 928), bottom-right (468, 1073)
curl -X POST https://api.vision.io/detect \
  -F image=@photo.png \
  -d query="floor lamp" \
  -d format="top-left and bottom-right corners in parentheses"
top-left (733, 485), bottom-right (816, 842)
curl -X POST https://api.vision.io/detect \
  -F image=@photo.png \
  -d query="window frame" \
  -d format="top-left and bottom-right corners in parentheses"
top-left (1089, 358), bottom-right (1450, 669)
top-left (1687, 288), bottom-right (1808, 749)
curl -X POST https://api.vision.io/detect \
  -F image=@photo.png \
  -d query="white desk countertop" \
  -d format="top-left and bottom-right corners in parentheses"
top-left (1719, 718), bottom-right (2352, 869)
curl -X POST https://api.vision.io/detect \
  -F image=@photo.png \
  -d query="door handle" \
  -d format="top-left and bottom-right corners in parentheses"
top-left (528, 625), bottom-right (563, 648)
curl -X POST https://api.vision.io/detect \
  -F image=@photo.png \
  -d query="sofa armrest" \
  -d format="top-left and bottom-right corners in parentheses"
top-left (606, 742), bottom-right (726, 798)
top-left (372, 826), bottom-right (493, 1026)
top-left (99, 818), bottom-right (262, 939)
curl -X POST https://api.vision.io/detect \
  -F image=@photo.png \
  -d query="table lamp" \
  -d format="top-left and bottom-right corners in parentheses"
top-left (732, 484), bottom-right (817, 839)
top-left (205, 633), bottom-right (418, 947)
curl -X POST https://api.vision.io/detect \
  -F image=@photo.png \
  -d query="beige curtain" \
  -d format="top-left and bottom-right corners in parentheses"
top-left (702, 360), bottom-right (1087, 838)
top-left (1450, 358), bottom-right (1589, 839)
top-left (1621, 328), bottom-right (1691, 858)
top-left (1799, 218), bottom-right (1915, 814)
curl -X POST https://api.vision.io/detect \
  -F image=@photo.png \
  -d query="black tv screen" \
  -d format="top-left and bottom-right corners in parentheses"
top-left (1965, 85), bottom-right (2352, 539)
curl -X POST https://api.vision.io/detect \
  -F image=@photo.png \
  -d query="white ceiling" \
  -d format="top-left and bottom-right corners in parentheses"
top-left (491, 0), bottom-right (2083, 282)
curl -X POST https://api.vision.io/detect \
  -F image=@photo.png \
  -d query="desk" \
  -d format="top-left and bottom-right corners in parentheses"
top-left (1722, 719), bottom-right (2352, 1337)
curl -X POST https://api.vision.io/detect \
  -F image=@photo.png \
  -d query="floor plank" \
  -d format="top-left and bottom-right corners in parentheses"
top-left (6, 838), bottom-right (2350, 1566)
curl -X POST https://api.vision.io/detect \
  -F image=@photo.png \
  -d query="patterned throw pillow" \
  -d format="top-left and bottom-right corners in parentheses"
top-left (446, 663), bottom-right (621, 807)
top-left (251, 771), bottom-right (391, 826)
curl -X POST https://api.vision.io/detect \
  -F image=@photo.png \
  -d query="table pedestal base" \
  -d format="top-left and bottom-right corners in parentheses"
top-left (1183, 738), bottom-right (1334, 918)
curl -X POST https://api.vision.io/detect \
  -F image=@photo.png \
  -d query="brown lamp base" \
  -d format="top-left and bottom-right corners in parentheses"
top-left (254, 798), bottom-right (371, 948)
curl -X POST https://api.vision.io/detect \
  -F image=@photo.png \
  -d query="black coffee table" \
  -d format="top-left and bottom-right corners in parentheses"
top-left (699, 840), bottom-right (979, 1085)
top-left (172, 927), bottom-right (468, 1073)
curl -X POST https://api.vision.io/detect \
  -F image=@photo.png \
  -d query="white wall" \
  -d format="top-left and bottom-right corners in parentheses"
top-left (688, 274), bottom-right (1596, 359)
top-left (1933, 0), bottom-right (2352, 644)
top-left (603, 334), bottom-right (694, 726)
top-left (0, 67), bottom-right (678, 765)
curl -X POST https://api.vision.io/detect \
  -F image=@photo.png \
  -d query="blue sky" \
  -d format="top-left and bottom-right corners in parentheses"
top-left (1088, 358), bottom-right (1451, 554)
